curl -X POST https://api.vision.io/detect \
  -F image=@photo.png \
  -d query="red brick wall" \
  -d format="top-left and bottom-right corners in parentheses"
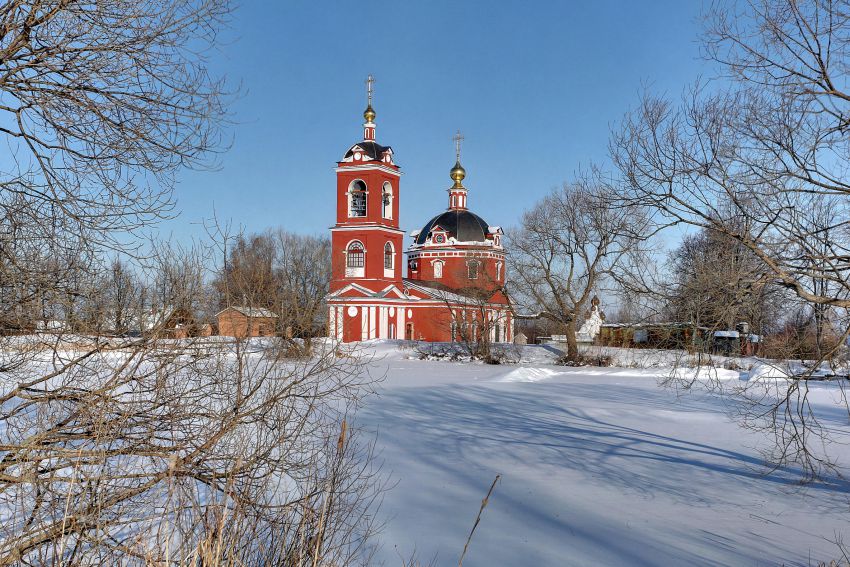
top-left (407, 251), bottom-right (506, 292)
top-left (217, 310), bottom-right (276, 338)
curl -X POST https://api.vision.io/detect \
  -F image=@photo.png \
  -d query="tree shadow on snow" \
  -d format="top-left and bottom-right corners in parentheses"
top-left (361, 381), bottom-right (850, 566)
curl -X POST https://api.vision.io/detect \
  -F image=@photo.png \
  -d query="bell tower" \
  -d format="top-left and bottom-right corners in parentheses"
top-left (330, 76), bottom-right (405, 293)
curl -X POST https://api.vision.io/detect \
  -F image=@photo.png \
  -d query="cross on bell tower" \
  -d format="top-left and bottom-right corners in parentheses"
top-left (363, 74), bottom-right (376, 141)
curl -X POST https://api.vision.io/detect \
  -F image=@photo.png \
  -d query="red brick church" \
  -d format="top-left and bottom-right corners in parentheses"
top-left (326, 78), bottom-right (513, 343)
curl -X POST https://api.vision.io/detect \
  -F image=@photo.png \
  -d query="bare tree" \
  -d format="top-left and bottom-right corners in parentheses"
top-left (609, 0), bottom-right (850, 480)
top-left (611, 0), bottom-right (850, 336)
top-left (0, 0), bottom-right (232, 337)
top-left (105, 258), bottom-right (139, 335)
top-left (665, 223), bottom-right (780, 336)
top-left (215, 233), bottom-right (277, 310)
top-left (271, 229), bottom-right (332, 343)
top-left (440, 287), bottom-right (509, 363)
top-left (214, 229), bottom-right (332, 345)
top-left (0, 325), bottom-right (381, 565)
top-left (511, 174), bottom-right (650, 361)
top-left (0, 0), bottom-right (230, 240)
top-left (0, 2), bottom-right (385, 563)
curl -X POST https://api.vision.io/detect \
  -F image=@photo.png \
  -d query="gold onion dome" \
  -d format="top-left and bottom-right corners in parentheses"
top-left (363, 104), bottom-right (376, 123)
top-left (450, 160), bottom-right (466, 187)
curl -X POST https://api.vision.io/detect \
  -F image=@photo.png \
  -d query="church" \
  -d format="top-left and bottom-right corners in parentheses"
top-left (326, 78), bottom-right (514, 343)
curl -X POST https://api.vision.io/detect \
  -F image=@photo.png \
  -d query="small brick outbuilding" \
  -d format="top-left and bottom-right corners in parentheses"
top-left (216, 307), bottom-right (278, 338)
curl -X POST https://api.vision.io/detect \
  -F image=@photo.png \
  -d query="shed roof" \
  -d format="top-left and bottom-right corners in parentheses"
top-left (216, 306), bottom-right (278, 318)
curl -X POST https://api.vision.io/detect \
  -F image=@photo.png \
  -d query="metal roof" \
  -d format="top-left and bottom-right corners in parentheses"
top-left (343, 141), bottom-right (393, 162)
top-left (415, 209), bottom-right (491, 245)
top-left (216, 306), bottom-right (278, 318)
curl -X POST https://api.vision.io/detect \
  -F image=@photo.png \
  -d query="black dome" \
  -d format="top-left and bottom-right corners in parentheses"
top-left (415, 210), bottom-right (491, 245)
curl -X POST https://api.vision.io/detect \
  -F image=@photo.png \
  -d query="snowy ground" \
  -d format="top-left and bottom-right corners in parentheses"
top-left (355, 341), bottom-right (850, 566)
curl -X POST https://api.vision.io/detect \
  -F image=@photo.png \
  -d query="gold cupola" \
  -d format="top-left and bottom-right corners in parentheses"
top-left (450, 160), bottom-right (466, 189)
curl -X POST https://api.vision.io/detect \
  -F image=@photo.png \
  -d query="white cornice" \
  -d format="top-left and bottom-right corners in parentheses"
top-left (330, 225), bottom-right (406, 234)
top-left (335, 164), bottom-right (402, 177)
top-left (405, 247), bottom-right (506, 256)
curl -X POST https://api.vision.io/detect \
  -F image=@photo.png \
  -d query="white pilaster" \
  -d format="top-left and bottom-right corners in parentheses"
top-left (380, 307), bottom-right (388, 338)
top-left (336, 307), bottom-right (344, 340)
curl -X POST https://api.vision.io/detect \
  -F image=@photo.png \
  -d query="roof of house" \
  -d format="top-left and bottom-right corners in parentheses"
top-left (403, 279), bottom-right (510, 307)
top-left (712, 330), bottom-right (740, 338)
top-left (216, 306), bottom-right (278, 318)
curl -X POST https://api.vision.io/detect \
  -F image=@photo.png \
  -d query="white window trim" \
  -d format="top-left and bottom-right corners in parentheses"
top-left (383, 241), bottom-right (395, 277)
top-left (432, 259), bottom-right (444, 279)
top-left (345, 240), bottom-right (366, 278)
top-left (382, 182), bottom-right (394, 220)
top-left (347, 180), bottom-right (368, 218)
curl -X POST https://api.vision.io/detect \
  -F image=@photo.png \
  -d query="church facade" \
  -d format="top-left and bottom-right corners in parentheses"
top-left (326, 80), bottom-right (513, 343)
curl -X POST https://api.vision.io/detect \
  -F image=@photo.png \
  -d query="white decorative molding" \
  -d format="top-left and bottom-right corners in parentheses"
top-left (331, 225), bottom-right (406, 234)
top-left (335, 165), bottom-right (402, 177)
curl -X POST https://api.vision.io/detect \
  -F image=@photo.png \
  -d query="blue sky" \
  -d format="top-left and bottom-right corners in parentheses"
top-left (163, 1), bottom-right (712, 243)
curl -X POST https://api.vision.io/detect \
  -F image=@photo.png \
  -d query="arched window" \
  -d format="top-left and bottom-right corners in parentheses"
top-left (467, 260), bottom-right (480, 280)
top-left (496, 261), bottom-right (503, 281)
top-left (348, 180), bottom-right (367, 217)
top-left (346, 241), bottom-right (365, 277)
top-left (382, 182), bottom-right (393, 219)
top-left (384, 242), bottom-right (394, 270)
top-left (433, 260), bottom-right (444, 279)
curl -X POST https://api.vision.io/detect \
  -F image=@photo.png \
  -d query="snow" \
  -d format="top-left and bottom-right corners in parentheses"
top-left (746, 361), bottom-right (792, 381)
top-left (356, 341), bottom-right (850, 566)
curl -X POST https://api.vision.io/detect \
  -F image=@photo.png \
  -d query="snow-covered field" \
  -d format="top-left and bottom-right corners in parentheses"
top-left (356, 341), bottom-right (850, 566)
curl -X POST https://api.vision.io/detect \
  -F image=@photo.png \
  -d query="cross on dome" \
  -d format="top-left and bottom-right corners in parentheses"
top-left (448, 130), bottom-right (468, 209)
top-left (454, 130), bottom-right (464, 162)
top-left (450, 130), bottom-right (467, 191)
